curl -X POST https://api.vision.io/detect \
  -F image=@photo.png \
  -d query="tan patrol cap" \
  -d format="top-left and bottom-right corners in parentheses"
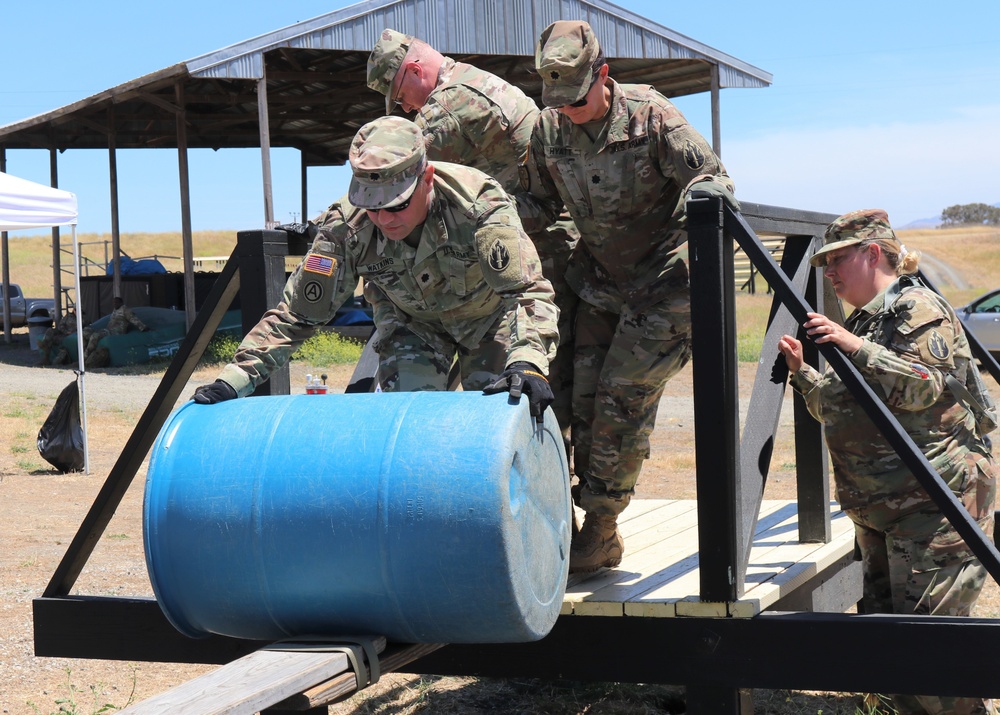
top-left (810, 208), bottom-right (898, 267)
top-left (535, 20), bottom-right (601, 108)
top-left (348, 116), bottom-right (427, 210)
top-left (367, 28), bottom-right (414, 114)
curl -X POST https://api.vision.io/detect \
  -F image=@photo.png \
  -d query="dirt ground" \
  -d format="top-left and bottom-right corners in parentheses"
top-left (1, 327), bottom-right (997, 714)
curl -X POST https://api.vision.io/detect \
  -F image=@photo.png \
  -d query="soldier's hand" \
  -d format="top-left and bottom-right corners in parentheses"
top-left (686, 179), bottom-right (740, 211)
top-left (192, 380), bottom-right (238, 405)
top-left (483, 362), bottom-right (553, 420)
top-left (274, 222), bottom-right (319, 241)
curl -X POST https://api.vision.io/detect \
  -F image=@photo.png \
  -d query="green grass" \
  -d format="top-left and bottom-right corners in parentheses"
top-left (735, 293), bottom-right (772, 363)
top-left (292, 330), bottom-right (365, 367)
top-left (196, 330), bottom-right (364, 368)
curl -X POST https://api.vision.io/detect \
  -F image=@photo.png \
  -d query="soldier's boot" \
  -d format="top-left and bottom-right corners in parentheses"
top-left (569, 513), bottom-right (623, 574)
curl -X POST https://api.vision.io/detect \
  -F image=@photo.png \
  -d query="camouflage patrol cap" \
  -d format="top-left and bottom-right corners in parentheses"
top-left (367, 28), bottom-right (414, 114)
top-left (535, 20), bottom-right (601, 108)
top-left (348, 116), bottom-right (427, 210)
top-left (809, 208), bottom-right (898, 267)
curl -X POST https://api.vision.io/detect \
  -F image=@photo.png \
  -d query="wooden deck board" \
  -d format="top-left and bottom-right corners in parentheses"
top-left (565, 499), bottom-right (856, 619)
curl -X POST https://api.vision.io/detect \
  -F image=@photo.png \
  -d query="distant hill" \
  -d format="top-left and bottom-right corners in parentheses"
top-left (902, 202), bottom-right (1000, 229)
top-left (901, 216), bottom-right (942, 229)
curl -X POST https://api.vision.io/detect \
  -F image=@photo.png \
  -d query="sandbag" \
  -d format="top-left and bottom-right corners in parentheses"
top-left (37, 381), bottom-right (84, 473)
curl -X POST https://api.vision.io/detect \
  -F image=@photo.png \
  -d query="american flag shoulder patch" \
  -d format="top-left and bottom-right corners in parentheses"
top-left (304, 253), bottom-right (336, 276)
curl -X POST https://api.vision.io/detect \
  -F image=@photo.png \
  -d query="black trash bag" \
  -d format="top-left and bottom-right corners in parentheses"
top-left (37, 381), bottom-right (85, 473)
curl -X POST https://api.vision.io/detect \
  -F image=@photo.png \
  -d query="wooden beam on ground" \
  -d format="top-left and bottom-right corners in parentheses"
top-left (117, 638), bottom-right (386, 715)
top-left (269, 643), bottom-right (443, 711)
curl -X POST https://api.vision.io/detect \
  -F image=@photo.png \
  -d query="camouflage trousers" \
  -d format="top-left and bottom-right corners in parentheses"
top-left (851, 453), bottom-right (997, 715)
top-left (532, 217), bottom-right (580, 463)
top-left (572, 289), bottom-right (691, 517)
top-left (374, 315), bottom-right (510, 393)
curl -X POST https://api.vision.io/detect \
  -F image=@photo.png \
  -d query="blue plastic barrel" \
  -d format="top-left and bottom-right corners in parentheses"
top-left (143, 392), bottom-right (570, 644)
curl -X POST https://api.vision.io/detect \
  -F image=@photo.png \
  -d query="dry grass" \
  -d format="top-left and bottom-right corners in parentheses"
top-left (897, 225), bottom-right (1000, 306)
top-left (3, 229), bottom-right (240, 301)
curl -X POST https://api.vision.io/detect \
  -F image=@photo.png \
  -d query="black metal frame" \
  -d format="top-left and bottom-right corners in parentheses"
top-left (31, 206), bottom-right (1000, 714)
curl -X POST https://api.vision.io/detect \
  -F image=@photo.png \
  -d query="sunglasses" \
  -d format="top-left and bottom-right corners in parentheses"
top-left (390, 60), bottom-right (418, 108)
top-left (381, 197), bottom-right (411, 213)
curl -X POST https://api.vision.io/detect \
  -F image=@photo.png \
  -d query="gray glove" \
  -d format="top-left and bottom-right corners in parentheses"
top-left (686, 179), bottom-right (740, 211)
top-left (192, 380), bottom-right (238, 404)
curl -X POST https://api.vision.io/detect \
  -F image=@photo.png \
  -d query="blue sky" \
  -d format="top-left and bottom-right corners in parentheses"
top-left (2, 0), bottom-right (998, 235)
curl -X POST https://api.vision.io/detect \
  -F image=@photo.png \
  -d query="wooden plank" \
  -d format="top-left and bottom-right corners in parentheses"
top-left (567, 501), bottom-right (791, 617)
top-left (620, 501), bottom-right (802, 617)
top-left (119, 637), bottom-right (387, 715)
top-left (725, 513), bottom-right (856, 616)
top-left (633, 508), bottom-right (809, 617)
top-left (118, 650), bottom-right (352, 715)
top-left (271, 643), bottom-right (444, 710)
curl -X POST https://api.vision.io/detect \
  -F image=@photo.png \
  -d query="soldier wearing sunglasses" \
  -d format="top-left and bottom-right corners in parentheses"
top-left (195, 116), bottom-right (559, 417)
top-left (520, 20), bottom-right (738, 573)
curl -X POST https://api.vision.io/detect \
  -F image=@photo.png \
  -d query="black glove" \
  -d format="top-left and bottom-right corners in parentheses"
top-left (686, 179), bottom-right (740, 211)
top-left (274, 222), bottom-right (319, 241)
top-left (483, 362), bottom-right (553, 420)
top-left (192, 380), bottom-right (238, 405)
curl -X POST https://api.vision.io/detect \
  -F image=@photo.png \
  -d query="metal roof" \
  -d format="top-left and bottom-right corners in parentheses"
top-left (0, 0), bottom-right (771, 167)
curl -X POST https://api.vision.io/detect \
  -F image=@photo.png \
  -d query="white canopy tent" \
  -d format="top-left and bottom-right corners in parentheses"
top-left (0, 171), bottom-right (89, 473)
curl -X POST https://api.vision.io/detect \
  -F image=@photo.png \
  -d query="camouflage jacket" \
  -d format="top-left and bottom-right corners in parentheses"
top-left (790, 281), bottom-right (993, 514)
top-left (522, 79), bottom-right (734, 313)
top-left (219, 163), bottom-right (559, 397)
top-left (416, 58), bottom-right (563, 236)
top-left (416, 58), bottom-right (538, 194)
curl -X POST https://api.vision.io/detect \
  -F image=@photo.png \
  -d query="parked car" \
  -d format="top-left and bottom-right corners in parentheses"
top-left (0, 283), bottom-right (56, 327)
top-left (958, 288), bottom-right (1000, 359)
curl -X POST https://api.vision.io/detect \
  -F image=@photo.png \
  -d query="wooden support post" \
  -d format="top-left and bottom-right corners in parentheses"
top-left (710, 64), bottom-right (722, 159)
top-left (49, 148), bottom-right (62, 321)
top-left (236, 229), bottom-right (290, 396)
top-left (300, 151), bottom-right (308, 224)
top-left (688, 195), bottom-right (741, 602)
top-left (176, 83), bottom-right (196, 329)
top-left (794, 249), bottom-right (832, 542)
top-left (108, 105), bottom-right (122, 301)
top-left (1, 145), bottom-right (11, 342)
top-left (258, 75), bottom-right (275, 227)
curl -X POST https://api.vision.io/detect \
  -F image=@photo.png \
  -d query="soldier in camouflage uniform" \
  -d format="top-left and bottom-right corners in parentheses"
top-left (365, 28), bottom-right (579, 454)
top-left (520, 20), bottom-right (737, 572)
top-left (779, 209), bottom-right (997, 715)
top-left (194, 116), bottom-right (558, 417)
top-left (83, 297), bottom-right (148, 365)
top-left (38, 308), bottom-right (77, 366)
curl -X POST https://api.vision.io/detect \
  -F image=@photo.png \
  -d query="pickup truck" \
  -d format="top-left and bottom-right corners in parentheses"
top-left (1, 283), bottom-right (57, 327)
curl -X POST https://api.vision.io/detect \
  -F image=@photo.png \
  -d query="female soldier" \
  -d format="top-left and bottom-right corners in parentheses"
top-left (778, 208), bottom-right (997, 715)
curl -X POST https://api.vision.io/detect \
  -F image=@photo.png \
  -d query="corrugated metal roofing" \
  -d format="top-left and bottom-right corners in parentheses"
top-left (185, 0), bottom-right (769, 88)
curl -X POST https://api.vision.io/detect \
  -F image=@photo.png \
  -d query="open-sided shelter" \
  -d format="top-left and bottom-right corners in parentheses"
top-left (0, 0), bottom-right (771, 329)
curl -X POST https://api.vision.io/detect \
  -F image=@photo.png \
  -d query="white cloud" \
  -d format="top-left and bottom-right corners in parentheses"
top-left (723, 105), bottom-right (1000, 226)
